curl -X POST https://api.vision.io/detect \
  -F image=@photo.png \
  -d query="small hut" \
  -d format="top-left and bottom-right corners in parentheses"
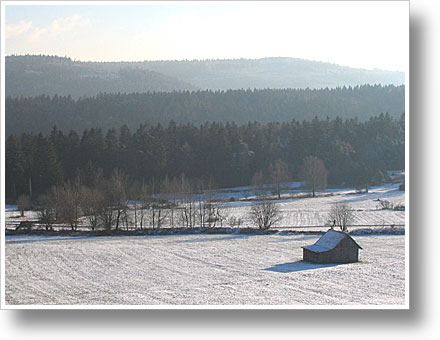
top-left (302, 229), bottom-right (362, 264)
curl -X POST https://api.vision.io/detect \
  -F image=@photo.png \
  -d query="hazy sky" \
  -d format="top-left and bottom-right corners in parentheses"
top-left (3, 1), bottom-right (409, 72)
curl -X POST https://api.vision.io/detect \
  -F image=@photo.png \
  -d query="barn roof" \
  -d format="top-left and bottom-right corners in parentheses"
top-left (302, 229), bottom-right (362, 253)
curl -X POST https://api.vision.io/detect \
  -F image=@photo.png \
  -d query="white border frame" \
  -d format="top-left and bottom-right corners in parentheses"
top-left (0, 0), bottom-right (410, 310)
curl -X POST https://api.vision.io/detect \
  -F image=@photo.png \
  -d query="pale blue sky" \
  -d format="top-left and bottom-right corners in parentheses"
top-left (4, 1), bottom-right (409, 71)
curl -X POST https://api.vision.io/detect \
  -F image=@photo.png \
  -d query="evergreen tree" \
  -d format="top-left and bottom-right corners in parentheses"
top-left (5, 115), bottom-right (405, 199)
top-left (32, 133), bottom-right (63, 198)
top-left (5, 135), bottom-right (25, 198)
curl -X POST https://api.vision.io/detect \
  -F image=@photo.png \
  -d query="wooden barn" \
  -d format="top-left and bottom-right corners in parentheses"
top-left (302, 229), bottom-right (362, 264)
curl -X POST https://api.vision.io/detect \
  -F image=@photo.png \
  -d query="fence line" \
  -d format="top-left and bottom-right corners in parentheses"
top-left (5, 220), bottom-right (405, 230)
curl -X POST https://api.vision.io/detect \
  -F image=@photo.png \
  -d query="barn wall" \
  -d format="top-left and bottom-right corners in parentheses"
top-left (327, 247), bottom-right (358, 263)
top-left (302, 236), bottom-right (360, 264)
top-left (303, 249), bottom-right (320, 263)
top-left (333, 238), bottom-right (360, 263)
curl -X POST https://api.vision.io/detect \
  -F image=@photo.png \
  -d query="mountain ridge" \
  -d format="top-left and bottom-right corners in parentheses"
top-left (6, 54), bottom-right (404, 98)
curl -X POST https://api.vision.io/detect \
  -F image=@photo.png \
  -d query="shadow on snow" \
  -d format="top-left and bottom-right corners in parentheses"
top-left (174, 234), bottom-right (256, 243)
top-left (264, 260), bottom-right (343, 273)
top-left (5, 236), bottom-right (98, 244)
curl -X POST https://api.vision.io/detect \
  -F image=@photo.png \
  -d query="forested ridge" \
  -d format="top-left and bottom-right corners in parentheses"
top-left (6, 55), bottom-right (406, 205)
top-left (141, 57), bottom-right (405, 90)
top-left (6, 113), bottom-right (404, 200)
top-left (6, 84), bottom-right (404, 136)
top-left (6, 55), bottom-right (404, 99)
top-left (5, 55), bottom-right (197, 99)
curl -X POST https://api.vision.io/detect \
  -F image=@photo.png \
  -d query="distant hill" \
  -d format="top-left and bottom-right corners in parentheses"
top-left (140, 57), bottom-right (405, 90)
top-left (5, 55), bottom-right (198, 98)
top-left (6, 55), bottom-right (404, 98)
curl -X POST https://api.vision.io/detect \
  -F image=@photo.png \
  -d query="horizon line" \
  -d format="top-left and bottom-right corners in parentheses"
top-left (5, 53), bottom-right (405, 73)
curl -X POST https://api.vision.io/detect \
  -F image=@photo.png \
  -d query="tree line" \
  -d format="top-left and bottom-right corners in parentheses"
top-left (27, 169), bottom-right (226, 231)
top-left (14, 165), bottom-right (327, 232)
top-left (6, 113), bottom-right (404, 202)
top-left (6, 84), bottom-right (404, 136)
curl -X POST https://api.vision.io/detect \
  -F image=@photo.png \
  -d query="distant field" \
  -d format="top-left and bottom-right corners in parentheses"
top-left (4, 233), bottom-right (405, 306)
top-left (222, 183), bottom-right (405, 229)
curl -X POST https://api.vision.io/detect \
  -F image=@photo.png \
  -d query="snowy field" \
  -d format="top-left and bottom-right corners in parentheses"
top-left (222, 183), bottom-right (405, 229)
top-left (4, 233), bottom-right (405, 306)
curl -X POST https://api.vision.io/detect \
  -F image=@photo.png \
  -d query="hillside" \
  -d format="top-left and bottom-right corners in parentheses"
top-left (6, 55), bottom-right (404, 98)
top-left (5, 55), bottom-right (198, 98)
top-left (140, 57), bottom-right (405, 90)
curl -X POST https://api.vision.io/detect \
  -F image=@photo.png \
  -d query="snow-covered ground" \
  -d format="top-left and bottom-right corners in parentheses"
top-left (4, 233), bottom-right (405, 306)
top-left (223, 183), bottom-right (405, 229)
top-left (4, 180), bottom-right (406, 306)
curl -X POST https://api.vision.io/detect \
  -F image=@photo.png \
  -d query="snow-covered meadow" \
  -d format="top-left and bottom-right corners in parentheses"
top-left (5, 233), bottom-right (405, 306)
top-left (3, 180), bottom-right (406, 306)
top-left (221, 183), bottom-right (405, 229)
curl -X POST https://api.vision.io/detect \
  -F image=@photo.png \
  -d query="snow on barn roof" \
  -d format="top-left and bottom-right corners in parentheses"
top-left (302, 229), bottom-right (359, 253)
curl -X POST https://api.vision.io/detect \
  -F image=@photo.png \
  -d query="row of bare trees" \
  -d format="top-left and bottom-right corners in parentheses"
top-left (24, 154), bottom-right (343, 232)
top-left (32, 169), bottom-right (229, 231)
top-left (250, 156), bottom-right (328, 200)
top-left (36, 170), bottom-right (129, 231)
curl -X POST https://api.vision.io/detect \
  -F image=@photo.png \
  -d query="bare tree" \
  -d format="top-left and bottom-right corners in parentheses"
top-left (138, 181), bottom-right (151, 229)
top-left (197, 198), bottom-right (223, 228)
top-left (128, 180), bottom-right (144, 229)
top-left (227, 216), bottom-right (242, 228)
top-left (193, 178), bottom-right (222, 228)
top-left (60, 179), bottom-right (83, 231)
top-left (122, 204), bottom-right (133, 230)
top-left (300, 156), bottom-right (327, 197)
top-left (268, 159), bottom-right (290, 199)
top-left (126, 180), bottom-right (151, 230)
top-left (149, 201), bottom-right (168, 229)
top-left (111, 168), bottom-right (129, 230)
top-left (37, 193), bottom-right (55, 231)
top-left (211, 201), bottom-right (227, 228)
top-left (161, 175), bottom-right (180, 228)
top-left (328, 203), bottom-right (354, 232)
top-left (17, 194), bottom-right (30, 217)
top-left (249, 197), bottom-right (282, 230)
top-left (97, 176), bottom-right (117, 231)
top-left (48, 179), bottom-right (83, 231)
top-left (179, 173), bottom-right (196, 228)
top-left (252, 170), bottom-right (265, 197)
top-left (80, 185), bottom-right (104, 231)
